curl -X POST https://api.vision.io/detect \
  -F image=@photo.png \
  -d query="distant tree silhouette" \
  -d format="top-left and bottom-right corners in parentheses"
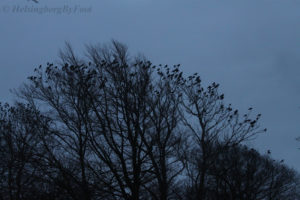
top-left (0, 40), bottom-right (298, 200)
top-left (0, 103), bottom-right (56, 200)
top-left (184, 144), bottom-right (300, 200)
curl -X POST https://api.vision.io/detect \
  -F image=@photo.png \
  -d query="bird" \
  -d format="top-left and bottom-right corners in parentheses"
top-left (28, 0), bottom-right (39, 3)
top-left (267, 150), bottom-right (271, 154)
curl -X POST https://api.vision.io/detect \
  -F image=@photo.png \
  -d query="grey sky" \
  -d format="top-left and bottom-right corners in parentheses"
top-left (1, 0), bottom-right (300, 170)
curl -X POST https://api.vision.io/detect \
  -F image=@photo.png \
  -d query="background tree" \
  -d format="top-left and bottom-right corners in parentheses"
top-left (0, 103), bottom-right (55, 200)
top-left (185, 144), bottom-right (300, 200)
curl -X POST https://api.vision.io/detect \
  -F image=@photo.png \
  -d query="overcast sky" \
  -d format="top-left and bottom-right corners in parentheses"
top-left (1, 0), bottom-right (300, 170)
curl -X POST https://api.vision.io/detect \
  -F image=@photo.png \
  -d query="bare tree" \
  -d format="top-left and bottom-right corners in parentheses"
top-left (203, 144), bottom-right (300, 200)
top-left (18, 61), bottom-right (100, 199)
top-left (180, 75), bottom-right (266, 199)
top-left (0, 103), bottom-right (54, 200)
top-left (9, 40), bottom-right (299, 200)
top-left (17, 41), bottom-right (185, 199)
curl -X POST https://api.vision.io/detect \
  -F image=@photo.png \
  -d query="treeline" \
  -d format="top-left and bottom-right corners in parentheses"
top-left (0, 41), bottom-right (299, 200)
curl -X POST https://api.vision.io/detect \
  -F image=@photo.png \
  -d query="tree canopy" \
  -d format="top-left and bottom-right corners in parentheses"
top-left (0, 41), bottom-right (299, 200)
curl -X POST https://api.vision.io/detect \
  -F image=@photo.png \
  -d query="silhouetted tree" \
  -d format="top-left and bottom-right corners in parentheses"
top-left (0, 40), bottom-right (297, 200)
top-left (180, 73), bottom-right (265, 199)
top-left (0, 103), bottom-right (56, 200)
top-left (184, 144), bottom-right (300, 200)
top-left (17, 41), bottom-right (185, 199)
